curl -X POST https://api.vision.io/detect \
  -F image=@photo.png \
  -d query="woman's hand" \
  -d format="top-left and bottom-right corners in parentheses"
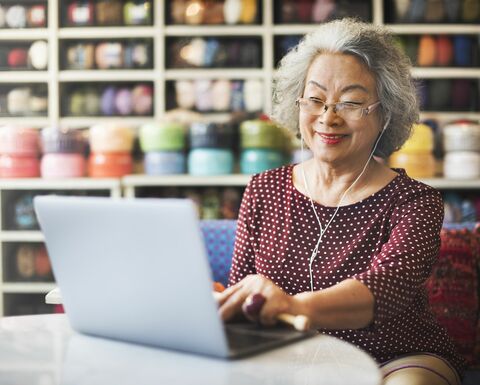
top-left (217, 274), bottom-right (299, 326)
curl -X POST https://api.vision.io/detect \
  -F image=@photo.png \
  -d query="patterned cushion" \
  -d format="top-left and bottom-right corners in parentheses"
top-left (426, 222), bottom-right (480, 366)
top-left (200, 220), bottom-right (237, 286)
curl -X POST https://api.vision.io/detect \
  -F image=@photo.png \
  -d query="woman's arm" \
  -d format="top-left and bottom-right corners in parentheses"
top-left (293, 278), bottom-right (374, 329)
top-left (219, 275), bottom-right (374, 329)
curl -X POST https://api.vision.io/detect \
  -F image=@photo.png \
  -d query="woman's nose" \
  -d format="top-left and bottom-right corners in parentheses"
top-left (318, 105), bottom-right (342, 126)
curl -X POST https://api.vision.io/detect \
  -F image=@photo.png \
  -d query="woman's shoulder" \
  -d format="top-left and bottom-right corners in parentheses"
top-left (247, 164), bottom-right (293, 193)
top-left (388, 168), bottom-right (443, 214)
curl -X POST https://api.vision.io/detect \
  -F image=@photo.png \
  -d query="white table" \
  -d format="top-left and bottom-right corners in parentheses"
top-left (0, 314), bottom-right (382, 385)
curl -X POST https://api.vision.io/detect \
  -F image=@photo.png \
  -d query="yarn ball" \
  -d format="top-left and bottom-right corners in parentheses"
top-left (175, 80), bottom-right (195, 109)
top-left (35, 245), bottom-right (52, 278)
top-left (95, 42), bottom-right (124, 69)
top-left (211, 80), bottom-right (231, 111)
top-left (27, 4), bottom-right (46, 27)
top-left (7, 88), bottom-right (30, 115)
top-left (6, 5), bottom-right (27, 28)
top-left (28, 41), bottom-right (48, 70)
top-left (69, 90), bottom-right (86, 116)
top-left (453, 36), bottom-right (472, 67)
top-left (67, 1), bottom-right (94, 25)
top-left (14, 193), bottom-right (37, 230)
top-left (223, 0), bottom-right (242, 24)
top-left (194, 79), bottom-right (213, 111)
top-left (115, 88), bottom-right (133, 115)
top-left (84, 88), bottom-right (101, 116)
top-left (417, 35), bottom-right (436, 67)
top-left (123, 1), bottom-right (151, 25)
top-left (0, 6), bottom-right (6, 27)
top-left (451, 79), bottom-right (473, 110)
top-left (131, 84), bottom-right (153, 115)
top-left (8, 48), bottom-right (28, 68)
top-left (101, 86), bottom-right (117, 116)
top-left (436, 35), bottom-right (453, 66)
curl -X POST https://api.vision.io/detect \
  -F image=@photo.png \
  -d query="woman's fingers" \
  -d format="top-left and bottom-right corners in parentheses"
top-left (216, 282), bottom-right (243, 307)
top-left (219, 286), bottom-right (249, 321)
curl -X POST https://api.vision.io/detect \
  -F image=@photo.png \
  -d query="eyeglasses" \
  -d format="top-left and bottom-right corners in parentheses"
top-left (295, 98), bottom-right (381, 121)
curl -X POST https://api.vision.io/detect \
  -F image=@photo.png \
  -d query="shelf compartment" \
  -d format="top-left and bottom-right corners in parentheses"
top-left (60, 81), bottom-right (154, 118)
top-left (166, 36), bottom-right (262, 69)
top-left (3, 292), bottom-right (56, 316)
top-left (2, 242), bottom-right (54, 283)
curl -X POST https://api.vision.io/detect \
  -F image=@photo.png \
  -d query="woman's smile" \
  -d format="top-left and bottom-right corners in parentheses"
top-left (315, 132), bottom-right (349, 145)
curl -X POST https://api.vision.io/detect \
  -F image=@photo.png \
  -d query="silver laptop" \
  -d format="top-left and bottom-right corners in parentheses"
top-left (34, 196), bottom-right (314, 358)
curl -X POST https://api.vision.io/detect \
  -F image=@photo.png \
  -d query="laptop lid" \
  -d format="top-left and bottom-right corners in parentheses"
top-left (34, 196), bottom-right (230, 358)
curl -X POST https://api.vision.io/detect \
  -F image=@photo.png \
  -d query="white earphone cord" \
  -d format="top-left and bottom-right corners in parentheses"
top-left (302, 117), bottom-right (390, 291)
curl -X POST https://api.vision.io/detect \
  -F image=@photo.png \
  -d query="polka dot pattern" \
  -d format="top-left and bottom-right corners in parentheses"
top-left (228, 164), bottom-right (465, 375)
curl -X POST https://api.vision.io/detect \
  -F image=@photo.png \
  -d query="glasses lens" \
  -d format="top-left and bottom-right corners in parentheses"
top-left (338, 107), bottom-right (362, 121)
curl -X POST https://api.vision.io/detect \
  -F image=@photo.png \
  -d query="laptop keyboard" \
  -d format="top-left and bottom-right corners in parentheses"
top-left (225, 323), bottom-right (299, 350)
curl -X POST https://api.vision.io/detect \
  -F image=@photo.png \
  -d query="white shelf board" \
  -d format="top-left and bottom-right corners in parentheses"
top-left (0, 117), bottom-right (50, 127)
top-left (59, 70), bottom-right (156, 82)
top-left (0, 29), bottom-right (49, 40)
top-left (0, 72), bottom-right (50, 83)
top-left (58, 26), bottom-right (155, 39)
top-left (411, 68), bottom-right (480, 79)
top-left (386, 24), bottom-right (480, 34)
top-left (165, 69), bottom-right (264, 80)
top-left (420, 178), bottom-right (480, 189)
top-left (419, 112), bottom-right (480, 121)
top-left (122, 174), bottom-right (252, 187)
top-left (2, 282), bottom-right (57, 294)
top-left (122, 175), bottom-right (480, 189)
top-left (165, 25), bottom-right (264, 36)
top-left (272, 25), bottom-right (319, 35)
top-left (0, 231), bottom-right (44, 242)
top-left (60, 116), bottom-right (153, 128)
top-left (0, 178), bottom-right (120, 190)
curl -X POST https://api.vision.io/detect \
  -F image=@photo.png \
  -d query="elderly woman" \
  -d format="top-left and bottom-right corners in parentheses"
top-left (217, 18), bottom-right (464, 385)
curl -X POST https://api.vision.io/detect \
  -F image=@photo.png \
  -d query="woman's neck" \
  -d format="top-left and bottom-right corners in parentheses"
top-left (295, 158), bottom-right (394, 207)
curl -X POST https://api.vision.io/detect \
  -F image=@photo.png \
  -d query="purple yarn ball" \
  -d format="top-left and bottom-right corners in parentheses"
top-left (115, 87), bottom-right (133, 116)
top-left (101, 86), bottom-right (117, 116)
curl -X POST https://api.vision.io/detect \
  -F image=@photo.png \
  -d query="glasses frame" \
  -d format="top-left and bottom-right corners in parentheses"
top-left (295, 98), bottom-right (381, 121)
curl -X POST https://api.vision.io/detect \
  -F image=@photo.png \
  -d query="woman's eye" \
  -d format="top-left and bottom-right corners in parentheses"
top-left (340, 101), bottom-right (362, 108)
top-left (308, 97), bottom-right (324, 104)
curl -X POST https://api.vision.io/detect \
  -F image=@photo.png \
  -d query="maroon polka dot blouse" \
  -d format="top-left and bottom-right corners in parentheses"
top-left (229, 165), bottom-right (465, 375)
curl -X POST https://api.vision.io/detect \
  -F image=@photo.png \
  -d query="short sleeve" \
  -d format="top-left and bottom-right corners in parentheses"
top-left (351, 188), bottom-right (444, 327)
top-left (228, 178), bottom-right (257, 286)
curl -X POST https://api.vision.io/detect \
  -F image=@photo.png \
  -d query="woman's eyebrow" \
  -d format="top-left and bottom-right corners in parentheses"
top-left (307, 80), bottom-right (369, 94)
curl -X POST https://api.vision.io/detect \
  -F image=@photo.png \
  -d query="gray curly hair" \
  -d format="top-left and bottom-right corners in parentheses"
top-left (272, 18), bottom-right (418, 158)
